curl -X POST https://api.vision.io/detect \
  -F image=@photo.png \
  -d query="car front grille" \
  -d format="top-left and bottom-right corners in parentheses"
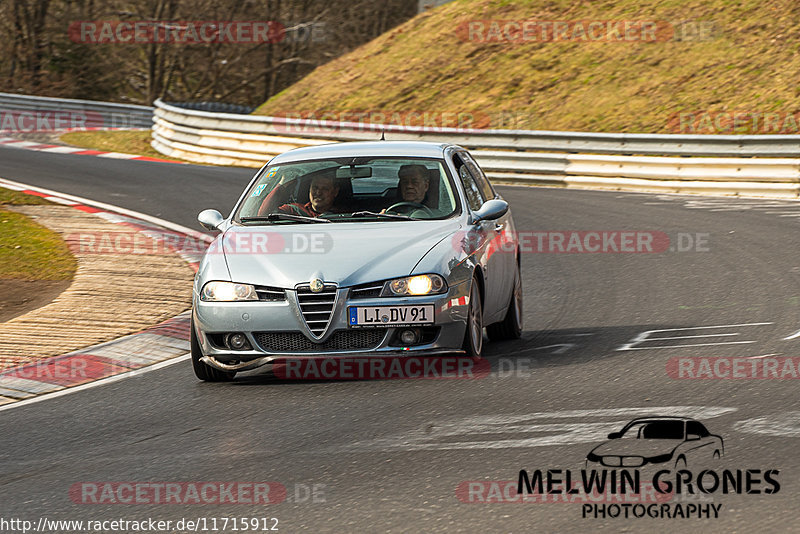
top-left (254, 329), bottom-right (387, 352)
top-left (600, 456), bottom-right (644, 468)
top-left (349, 281), bottom-right (384, 299)
top-left (254, 285), bottom-right (285, 301)
top-left (296, 283), bottom-right (337, 336)
top-left (621, 456), bottom-right (644, 467)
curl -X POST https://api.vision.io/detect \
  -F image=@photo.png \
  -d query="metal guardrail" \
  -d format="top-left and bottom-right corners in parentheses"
top-left (152, 99), bottom-right (800, 158)
top-left (150, 99), bottom-right (800, 198)
top-left (0, 92), bottom-right (153, 129)
top-left (165, 101), bottom-right (255, 115)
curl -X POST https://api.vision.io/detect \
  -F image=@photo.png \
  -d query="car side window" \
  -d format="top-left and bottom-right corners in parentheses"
top-left (686, 421), bottom-right (709, 437)
top-left (461, 152), bottom-right (495, 200)
top-left (453, 154), bottom-right (484, 211)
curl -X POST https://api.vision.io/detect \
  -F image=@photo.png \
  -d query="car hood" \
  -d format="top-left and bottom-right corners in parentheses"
top-left (590, 439), bottom-right (679, 458)
top-left (220, 220), bottom-right (461, 288)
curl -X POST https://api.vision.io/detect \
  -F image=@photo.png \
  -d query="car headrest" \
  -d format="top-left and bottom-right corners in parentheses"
top-left (425, 168), bottom-right (440, 209)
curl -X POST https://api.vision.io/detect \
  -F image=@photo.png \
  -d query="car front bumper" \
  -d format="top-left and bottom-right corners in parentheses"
top-left (193, 281), bottom-right (471, 372)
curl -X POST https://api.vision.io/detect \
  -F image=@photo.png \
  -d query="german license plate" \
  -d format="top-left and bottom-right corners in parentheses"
top-left (349, 305), bottom-right (434, 328)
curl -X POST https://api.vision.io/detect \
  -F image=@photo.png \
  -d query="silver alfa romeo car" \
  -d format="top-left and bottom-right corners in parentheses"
top-left (191, 141), bottom-right (522, 381)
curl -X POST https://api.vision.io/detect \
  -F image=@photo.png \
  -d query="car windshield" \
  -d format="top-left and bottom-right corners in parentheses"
top-left (235, 157), bottom-right (459, 223)
top-left (620, 420), bottom-right (685, 440)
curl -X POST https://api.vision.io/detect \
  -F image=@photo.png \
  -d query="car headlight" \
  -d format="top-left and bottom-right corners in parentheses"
top-left (647, 452), bottom-right (674, 464)
top-left (586, 452), bottom-right (601, 463)
top-left (201, 281), bottom-right (258, 302)
top-left (383, 274), bottom-right (447, 296)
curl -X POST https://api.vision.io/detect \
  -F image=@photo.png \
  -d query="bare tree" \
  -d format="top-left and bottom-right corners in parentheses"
top-left (0, 0), bottom-right (418, 105)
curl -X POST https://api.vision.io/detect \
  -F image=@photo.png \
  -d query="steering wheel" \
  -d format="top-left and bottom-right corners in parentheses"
top-left (385, 201), bottom-right (433, 217)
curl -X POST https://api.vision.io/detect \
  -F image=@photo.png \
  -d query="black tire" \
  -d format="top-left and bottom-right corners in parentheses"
top-left (487, 265), bottom-right (523, 341)
top-left (191, 319), bottom-right (236, 382)
top-left (674, 456), bottom-right (687, 470)
top-left (461, 277), bottom-right (484, 358)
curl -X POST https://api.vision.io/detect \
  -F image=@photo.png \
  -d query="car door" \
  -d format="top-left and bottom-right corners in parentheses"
top-left (460, 150), bottom-right (516, 322)
top-left (452, 150), bottom-right (506, 321)
top-left (684, 420), bottom-right (718, 464)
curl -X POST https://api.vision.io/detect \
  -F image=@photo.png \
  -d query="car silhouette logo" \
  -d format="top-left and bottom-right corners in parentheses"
top-left (586, 417), bottom-right (724, 470)
top-left (309, 278), bottom-right (324, 293)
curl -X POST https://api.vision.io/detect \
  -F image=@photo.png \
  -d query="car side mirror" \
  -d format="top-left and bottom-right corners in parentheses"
top-left (198, 209), bottom-right (224, 231)
top-left (472, 199), bottom-right (508, 223)
top-left (608, 432), bottom-right (622, 439)
top-left (687, 433), bottom-right (701, 441)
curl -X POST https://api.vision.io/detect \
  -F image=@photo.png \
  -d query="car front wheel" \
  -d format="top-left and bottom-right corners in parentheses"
top-left (461, 278), bottom-right (483, 358)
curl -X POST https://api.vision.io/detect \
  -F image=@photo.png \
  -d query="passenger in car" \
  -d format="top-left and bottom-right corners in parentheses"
top-left (278, 175), bottom-right (342, 217)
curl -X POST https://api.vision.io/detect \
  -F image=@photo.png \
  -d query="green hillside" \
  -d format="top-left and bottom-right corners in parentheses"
top-left (255, 0), bottom-right (800, 134)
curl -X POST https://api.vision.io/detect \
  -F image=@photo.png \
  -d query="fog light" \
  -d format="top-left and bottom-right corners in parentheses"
top-left (226, 333), bottom-right (248, 350)
top-left (399, 329), bottom-right (419, 345)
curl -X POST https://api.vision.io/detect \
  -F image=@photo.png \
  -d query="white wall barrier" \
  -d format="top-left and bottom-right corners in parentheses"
top-left (151, 99), bottom-right (800, 198)
top-left (0, 92), bottom-right (153, 130)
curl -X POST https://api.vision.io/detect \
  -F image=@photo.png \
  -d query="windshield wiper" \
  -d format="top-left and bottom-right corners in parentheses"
top-left (240, 213), bottom-right (332, 224)
top-left (345, 211), bottom-right (415, 221)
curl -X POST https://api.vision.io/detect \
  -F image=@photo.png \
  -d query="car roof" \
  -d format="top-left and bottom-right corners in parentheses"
top-left (267, 141), bottom-right (455, 165)
top-left (625, 417), bottom-right (696, 424)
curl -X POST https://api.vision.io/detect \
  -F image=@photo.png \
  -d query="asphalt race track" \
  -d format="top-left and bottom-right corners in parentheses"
top-left (2, 144), bottom-right (800, 532)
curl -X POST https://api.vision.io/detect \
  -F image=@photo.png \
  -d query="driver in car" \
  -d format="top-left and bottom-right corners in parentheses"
top-left (397, 164), bottom-right (430, 203)
top-left (382, 164), bottom-right (431, 214)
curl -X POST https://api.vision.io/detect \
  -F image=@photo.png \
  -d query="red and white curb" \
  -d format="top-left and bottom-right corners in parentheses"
top-left (0, 134), bottom-right (185, 165)
top-left (0, 177), bottom-right (212, 408)
top-left (0, 313), bottom-right (192, 401)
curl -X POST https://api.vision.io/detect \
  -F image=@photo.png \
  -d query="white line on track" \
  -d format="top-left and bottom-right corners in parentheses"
top-left (39, 146), bottom-right (84, 154)
top-left (0, 176), bottom-right (213, 243)
top-left (97, 152), bottom-right (138, 159)
top-left (0, 178), bottom-right (208, 412)
top-left (746, 354), bottom-right (781, 359)
top-left (617, 322), bottom-right (772, 351)
top-left (644, 333), bottom-right (739, 341)
top-left (343, 407), bottom-right (738, 451)
top-left (0, 354), bottom-right (190, 413)
top-left (783, 329), bottom-right (800, 340)
top-left (620, 341), bottom-right (756, 350)
top-left (639, 322), bottom-right (772, 332)
top-left (44, 196), bottom-right (79, 205)
top-left (734, 412), bottom-right (800, 437)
